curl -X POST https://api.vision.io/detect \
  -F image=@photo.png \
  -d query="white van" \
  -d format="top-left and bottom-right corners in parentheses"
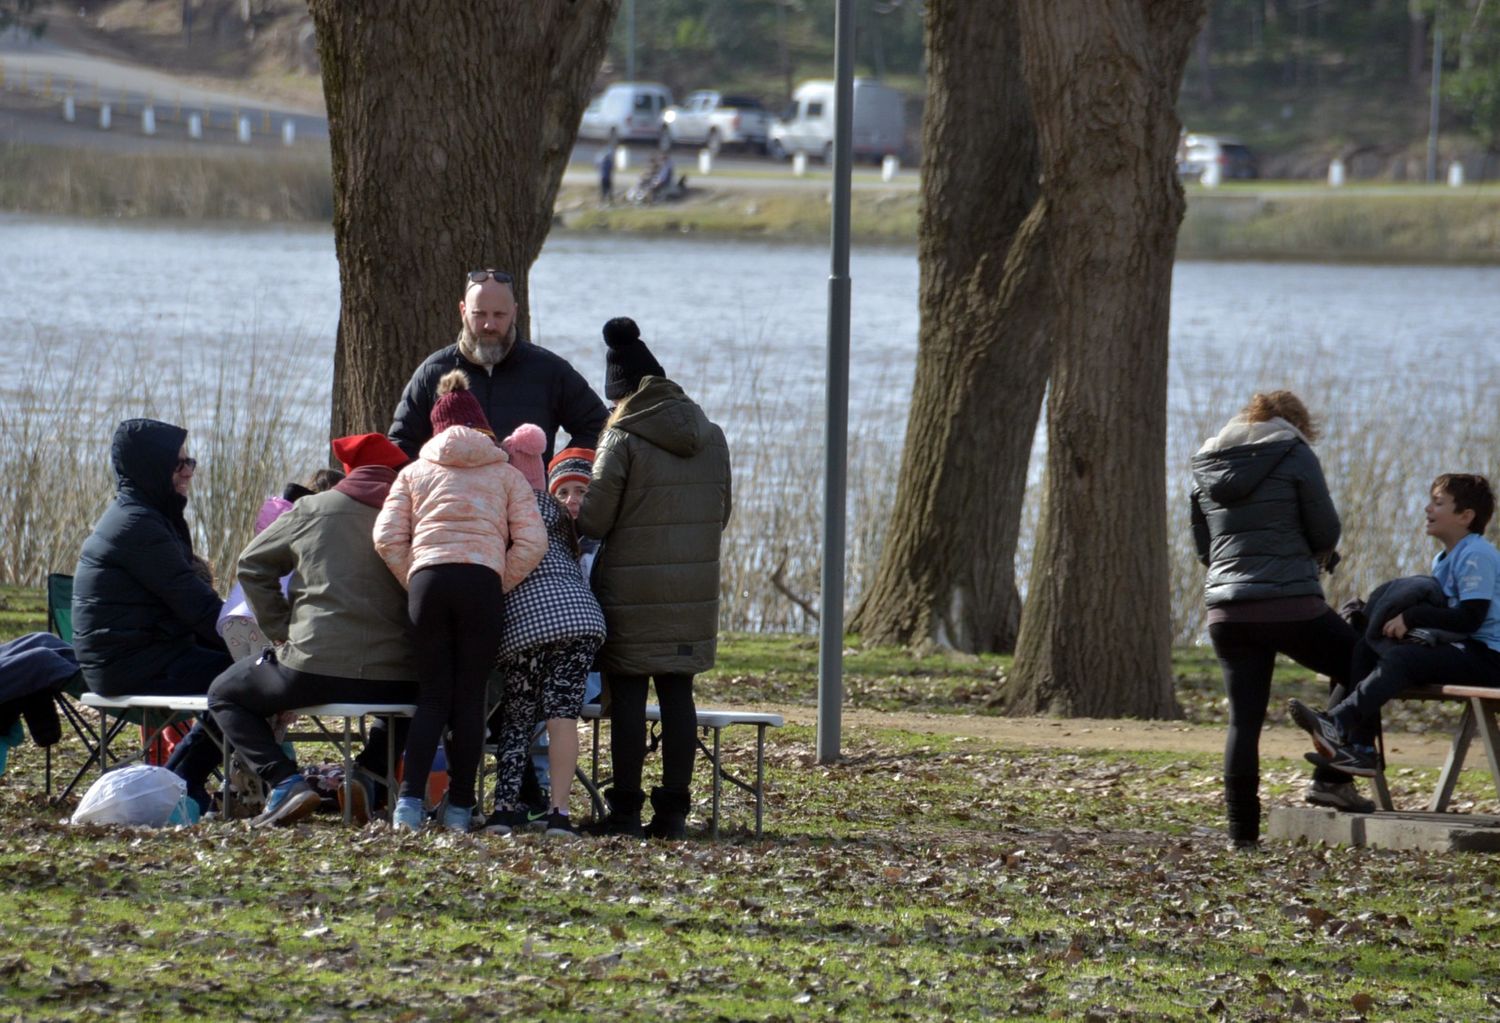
top-left (578, 82), bottom-right (674, 146)
top-left (768, 79), bottom-right (906, 163)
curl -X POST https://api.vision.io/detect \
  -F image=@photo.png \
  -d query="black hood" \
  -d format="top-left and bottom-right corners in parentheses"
top-left (111, 418), bottom-right (189, 518)
top-left (1190, 437), bottom-right (1299, 505)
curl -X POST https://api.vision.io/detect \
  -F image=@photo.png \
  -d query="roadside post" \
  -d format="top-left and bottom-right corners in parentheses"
top-left (614, 147), bottom-right (630, 172)
top-left (142, 105), bottom-right (156, 136)
top-left (792, 151), bottom-right (807, 177)
top-left (282, 119), bottom-right (296, 146)
top-left (62, 95), bottom-right (75, 123)
top-left (237, 116), bottom-right (252, 144)
top-left (188, 112), bottom-right (203, 140)
top-left (818, 0), bottom-right (854, 766)
top-left (698, 149), bottom-right (713, 175)
top-left (881, 154), bottom-right (899, 182)
top-left (99, 103), bottom-right (112, 131)
top-left (1328, 158), bottom-right (1345, 188)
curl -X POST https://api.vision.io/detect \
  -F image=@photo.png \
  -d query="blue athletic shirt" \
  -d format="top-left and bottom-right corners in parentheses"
top-left (1431, 532), bottom-right (1500, 651)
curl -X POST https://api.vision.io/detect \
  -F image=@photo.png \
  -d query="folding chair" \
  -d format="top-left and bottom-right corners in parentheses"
top-left (44, 573), bottom-right (111, 801)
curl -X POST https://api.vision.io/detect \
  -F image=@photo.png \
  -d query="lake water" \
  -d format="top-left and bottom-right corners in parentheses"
top-left (4, 214), bottom-right (1498, 442)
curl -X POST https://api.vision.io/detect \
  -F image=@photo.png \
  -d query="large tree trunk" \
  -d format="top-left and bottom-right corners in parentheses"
top-left (1005, 0), bottom-right (1203, 718)
top-left (848, 0), bottom-right (1050, 653)
top-left (310, 2), bottom-right (619, 439)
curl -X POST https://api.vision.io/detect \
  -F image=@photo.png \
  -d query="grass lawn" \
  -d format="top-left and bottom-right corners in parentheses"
top-left (5, 582), bottom-right (1500, 1018)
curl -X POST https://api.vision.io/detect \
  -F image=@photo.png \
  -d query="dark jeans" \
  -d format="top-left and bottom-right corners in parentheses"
top-left (90, 643), bottom-right (234, 813)
top-left (207, 653), bottom-right (417, 789)
top-left (1331, 637), bottom-right (1500, 744)
top-left (401, 563), bottom-right (503, 808)
top-left (606, 672), bottom-right (696, 799)
top-left (1209, 608), bottom-right (1357, 843)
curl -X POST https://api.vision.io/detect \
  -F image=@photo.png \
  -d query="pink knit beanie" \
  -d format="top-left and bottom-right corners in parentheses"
top-left (501, 424), bottom-right (547, 491)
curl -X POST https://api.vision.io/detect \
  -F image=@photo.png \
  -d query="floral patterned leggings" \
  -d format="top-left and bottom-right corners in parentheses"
top-left (490, 638), bottom-right (599, 811)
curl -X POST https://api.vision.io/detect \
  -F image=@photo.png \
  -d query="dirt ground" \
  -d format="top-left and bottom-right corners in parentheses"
top-left (727, 703), bottom-right (1457, 768)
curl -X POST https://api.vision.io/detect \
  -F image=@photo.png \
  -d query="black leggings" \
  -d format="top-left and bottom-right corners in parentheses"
top-left (1208, 607), bottom-right (1357, 843)
top-left (400, 563), bottom-right (503, 807)
top-left (607, 673), bottom-right (697, 799)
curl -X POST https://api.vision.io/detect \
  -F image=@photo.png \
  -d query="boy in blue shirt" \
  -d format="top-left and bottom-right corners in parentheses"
top-left (1291, 473), bottom-right (1500, 776)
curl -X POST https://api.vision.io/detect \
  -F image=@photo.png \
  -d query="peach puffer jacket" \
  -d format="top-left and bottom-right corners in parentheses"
top-left (373, 425), bottom-right (545, 591)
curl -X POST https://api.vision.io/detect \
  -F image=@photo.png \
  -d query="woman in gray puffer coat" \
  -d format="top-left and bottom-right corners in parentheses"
top-left (1190, 390), bottom-right (1363, 850)
top-left (578, 318), bottom-right (732, 838)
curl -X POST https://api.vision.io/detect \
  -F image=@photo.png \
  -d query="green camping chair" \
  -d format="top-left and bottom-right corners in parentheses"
top-left (45, 573), bottom-right (122, 800)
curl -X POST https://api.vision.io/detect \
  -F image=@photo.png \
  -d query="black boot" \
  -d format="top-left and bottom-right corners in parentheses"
top-left (644, 786), bottom-right (690, 840)
top-left (597, 786), bottom-right (645, 837)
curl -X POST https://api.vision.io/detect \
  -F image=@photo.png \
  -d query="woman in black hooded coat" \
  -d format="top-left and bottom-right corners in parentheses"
top-left (73, 418), bottom-right (232, 810)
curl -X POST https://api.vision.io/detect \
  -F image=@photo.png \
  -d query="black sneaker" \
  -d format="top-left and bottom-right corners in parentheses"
top-left (544, 811), bottom-right (580, 839)
top-left (1305, 746), bottom-right (1381, 778)
top-left (484, 807), bottom-right (548, 835)
top-left (1287, 699), bottom-right (1348, 759)
top-left (1305, 780), bottom-right (1376, 813)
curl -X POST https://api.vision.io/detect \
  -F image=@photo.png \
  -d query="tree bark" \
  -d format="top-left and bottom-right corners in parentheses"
top-left (309, 1), bottom-right (619, 440)
top-left (847, 0), bottom-right (1050, 653)
top-left (1005, 0), bottom-right (1203, 719)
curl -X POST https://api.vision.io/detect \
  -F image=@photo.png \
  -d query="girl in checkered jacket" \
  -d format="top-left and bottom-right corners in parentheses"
top-left (485, 425), bottom-right (606, 837)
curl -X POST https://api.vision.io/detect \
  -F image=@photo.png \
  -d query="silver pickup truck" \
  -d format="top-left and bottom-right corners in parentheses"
top-left (660, 91), bottom-right (770, 155)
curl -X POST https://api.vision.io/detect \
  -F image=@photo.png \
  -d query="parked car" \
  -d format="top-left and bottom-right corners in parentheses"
top-left (579, 82), bottom-right (674, 146)
top-left (660, 91), bottom-right (771, 154)
top-left (768, 78), bottom-right (905, 163)
top-left (1177, 133), bottom-right (1260, 182)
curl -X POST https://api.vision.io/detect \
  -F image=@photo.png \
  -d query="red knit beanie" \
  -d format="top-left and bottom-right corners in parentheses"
top-left (430, 370), bottom-right (493, 436)
top-left (501, 424), bottom-right (547, 491)
top-left (331, 433), bottom-right (408, 474)
top-left (547, 447), bottom-right (595, 495)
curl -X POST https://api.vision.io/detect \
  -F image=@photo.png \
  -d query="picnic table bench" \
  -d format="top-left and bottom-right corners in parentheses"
top-left (577, 704), bottom-right (783, 839)
top-left (78, 692), bottom-right (415, 823)
top-left (1376, 684), bottom-right (1500, 812)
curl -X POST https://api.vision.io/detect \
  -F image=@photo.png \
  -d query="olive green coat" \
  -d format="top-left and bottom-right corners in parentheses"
top-left (578, 376), bottom-right (732, 676)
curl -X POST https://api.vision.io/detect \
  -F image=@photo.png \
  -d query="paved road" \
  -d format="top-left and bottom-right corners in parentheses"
top-left (0, 37), bottom-right (327, 142)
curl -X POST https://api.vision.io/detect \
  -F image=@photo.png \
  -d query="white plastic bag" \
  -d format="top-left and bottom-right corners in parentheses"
top-left (71, 764), bottom-right (191, 827)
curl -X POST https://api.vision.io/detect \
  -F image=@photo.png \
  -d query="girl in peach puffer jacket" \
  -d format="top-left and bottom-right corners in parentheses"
top-left (374, 370), bottom-right (545, 833)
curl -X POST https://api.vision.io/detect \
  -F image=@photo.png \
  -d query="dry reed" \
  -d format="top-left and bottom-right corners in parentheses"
top-left (2, 333), bottom-right (1494, 644)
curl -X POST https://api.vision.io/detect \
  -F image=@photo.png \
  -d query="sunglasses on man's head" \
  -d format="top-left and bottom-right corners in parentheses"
top-left (466, 269), bottom-right (514, 285)
top-left (176, 457), bottom-right (198, 472)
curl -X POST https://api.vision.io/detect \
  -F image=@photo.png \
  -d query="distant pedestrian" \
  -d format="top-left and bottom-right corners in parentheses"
top-left (1190, 390), bottom-right (1366, 851)
top-left (578, 317), bottom-right (732, 839)
top-left (597, 145), bottom-right (615, 203)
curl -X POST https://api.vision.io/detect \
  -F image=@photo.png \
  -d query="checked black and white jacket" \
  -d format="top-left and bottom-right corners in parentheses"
top-left (497, 491), bottom-right (607, 660)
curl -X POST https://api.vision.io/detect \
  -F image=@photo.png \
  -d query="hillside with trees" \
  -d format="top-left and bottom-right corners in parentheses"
top-left (21, 0), bottom-right (1500, 178)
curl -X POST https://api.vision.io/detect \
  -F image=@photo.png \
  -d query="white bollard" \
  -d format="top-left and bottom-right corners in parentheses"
top-left (98, 103), bottom-right (111, 131)
top-left (1201, 160), bottom-right (1222, 188)
top-left (881, 153), bottom-right (899, 182)
top-left (697, 148), bottom-right (712, 175)
top-left (141, 106), bottom-right (156, 136)
top-left (237, 115), bottom-right (252, 144)
top-left (1448, 161), bottom-right (1465, 188)
top-left (281, 119), bottom-right (296, 146)
top-left (187, 112), bottom-right (203, 140)
top-left (792, 151), bottom-right (808, 177)
top-left (1327, 158), bottom-right (1346, 188)
top-left (62, 95), bottom-right (75, 122)
top-left (614, 146), bottom-right (629, 172)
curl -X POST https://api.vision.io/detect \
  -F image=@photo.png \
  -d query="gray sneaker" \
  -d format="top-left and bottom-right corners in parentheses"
top-left (1305, 780), bottom-right (1375, 814)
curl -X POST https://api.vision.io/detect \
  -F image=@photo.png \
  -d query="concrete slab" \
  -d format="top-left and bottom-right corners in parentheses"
top-left (1270, 806), bottom-right (1500, 852)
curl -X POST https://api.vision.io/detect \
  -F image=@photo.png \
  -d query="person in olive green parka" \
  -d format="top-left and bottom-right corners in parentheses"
top-left (577, 317), bottom-right (732, 838)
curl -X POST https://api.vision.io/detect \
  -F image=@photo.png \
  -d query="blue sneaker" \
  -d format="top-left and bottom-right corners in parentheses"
top-left (252, 776), bottom-right (320, 828)
top-left (442, 800), bottom-right (475, 833)
top-left (392, 796), bottom-right (425, 832)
